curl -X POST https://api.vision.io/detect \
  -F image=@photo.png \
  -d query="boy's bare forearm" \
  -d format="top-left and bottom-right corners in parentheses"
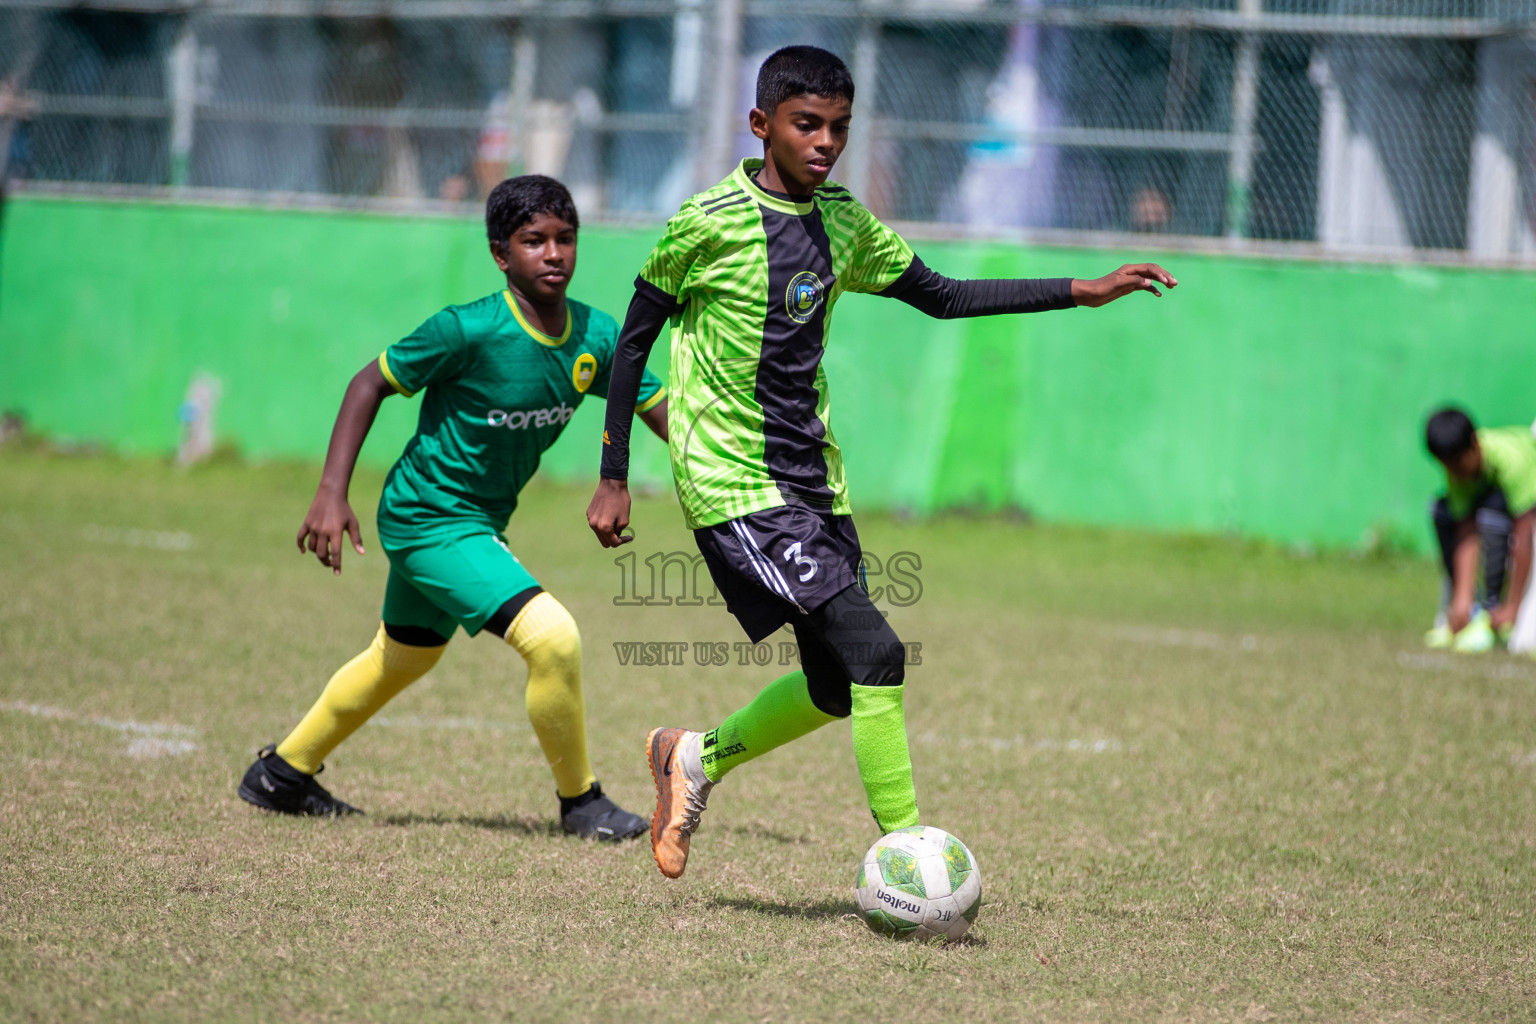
top-left (1450, 522), bottom-right (1480, 614)
top-left (1505, 513), bottom-right (1534, 614)
top-left (297, 360), bottom-right (392, 575)
top-left (317, 361), bottom-right (393, 496)
top-left (638, 399), bottom-right (669, 443)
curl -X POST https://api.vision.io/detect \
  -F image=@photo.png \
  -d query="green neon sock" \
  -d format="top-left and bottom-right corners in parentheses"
top-left (701, 671), bottom-right (837, 782)
top-left (850, 682), bottom-right (919, 832)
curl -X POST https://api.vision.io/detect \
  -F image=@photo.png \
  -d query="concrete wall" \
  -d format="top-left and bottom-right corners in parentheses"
top-left (4, 194), bottom-right (1533, 552)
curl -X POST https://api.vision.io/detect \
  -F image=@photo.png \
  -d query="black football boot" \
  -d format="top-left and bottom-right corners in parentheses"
top-left (559, 782), bottom-right (646, 841)
top-left (237, 744), bottom-right (362, 817)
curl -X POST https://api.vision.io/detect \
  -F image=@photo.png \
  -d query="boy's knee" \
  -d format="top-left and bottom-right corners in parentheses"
top-left (505, 593), bottom-right (582, 672)
top-left (805, 662), bottom-right (852, 718)
top-left (857, 641), bottom-right (906, 689)
top-left (532, 624), bottom-right (582, 673)
top-left (376, 623), bottom-right (448, 675)
top-left (803, 642), bottom-right (906, 718)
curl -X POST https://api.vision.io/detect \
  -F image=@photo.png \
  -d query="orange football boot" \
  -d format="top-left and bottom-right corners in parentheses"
top-left (646, 728), bottom-right (714, 878)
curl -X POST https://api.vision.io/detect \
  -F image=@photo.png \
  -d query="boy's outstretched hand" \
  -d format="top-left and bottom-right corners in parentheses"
top-left (1072, 264), bottom-right (1178, 307)
top-left (587, 478), bottom-right (635, 548)
top-left (297, 489), bottom-right (365, 576)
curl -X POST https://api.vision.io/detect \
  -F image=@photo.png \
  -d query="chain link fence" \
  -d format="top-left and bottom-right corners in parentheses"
top-left (2, 0), bottom-right (1535, 260)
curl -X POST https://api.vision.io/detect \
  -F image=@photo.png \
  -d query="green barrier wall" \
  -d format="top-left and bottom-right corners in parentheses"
top-left (3, 194), bottom-right (1533, 552)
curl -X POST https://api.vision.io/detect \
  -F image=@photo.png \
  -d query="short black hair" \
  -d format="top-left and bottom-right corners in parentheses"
top-left (1425, 406), bottom-right (1477, 461)
top-left (755, 45), bottom-right (854, 114)
top-left (485, 175), bottom-right (578, 247)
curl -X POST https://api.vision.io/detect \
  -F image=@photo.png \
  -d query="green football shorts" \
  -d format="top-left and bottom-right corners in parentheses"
top-left (380, 530), bottom-right (540, 638)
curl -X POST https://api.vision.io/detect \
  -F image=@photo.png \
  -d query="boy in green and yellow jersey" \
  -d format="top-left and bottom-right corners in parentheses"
top-left (1423, 407), bottom-right (1536, 653)
top-left (587, 46), bottom-right (1177, 878)
top-left (239, 176), bottom-right (667, 839)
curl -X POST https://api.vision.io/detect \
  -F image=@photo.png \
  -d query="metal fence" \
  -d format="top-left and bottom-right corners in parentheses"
top-left (3, 0), bottom-right (1535, 261)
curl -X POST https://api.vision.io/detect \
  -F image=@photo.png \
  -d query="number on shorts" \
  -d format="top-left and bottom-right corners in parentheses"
top-left (784, 541), bottom-right (818, 583)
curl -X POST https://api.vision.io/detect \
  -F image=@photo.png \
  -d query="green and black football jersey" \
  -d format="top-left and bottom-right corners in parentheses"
top-left (638, 158), bottom-right (915, 529)
top-left (376, 290), bottom-right (665, 543)
top-left (1446, 426), bottom-right (1536, 519)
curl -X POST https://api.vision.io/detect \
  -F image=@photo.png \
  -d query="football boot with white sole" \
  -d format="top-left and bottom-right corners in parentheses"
top-left (646, 728), bottom-right (713, 879)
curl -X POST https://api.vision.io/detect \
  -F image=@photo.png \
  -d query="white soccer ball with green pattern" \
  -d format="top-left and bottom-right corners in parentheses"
top-left (854, 826), bottom-right (982, 941)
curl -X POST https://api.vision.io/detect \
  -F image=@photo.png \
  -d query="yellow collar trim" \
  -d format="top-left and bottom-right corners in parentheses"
top-left (503, 290), bottom-right (572, 347)
top-left (735, 159), bottom-right (817, 217)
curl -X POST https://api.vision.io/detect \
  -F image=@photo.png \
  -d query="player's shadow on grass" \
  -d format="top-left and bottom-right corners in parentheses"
top-left (713, 896), bottom-right (991, 948)
top-left (711, 894), bottom-right (851, 921)
top-left (376, 811), bottom-right (559, 836)
top-left (721, 822), bottom-right (811, 845)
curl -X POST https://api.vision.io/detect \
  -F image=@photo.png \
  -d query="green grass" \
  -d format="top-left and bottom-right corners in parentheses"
top-left (1, 448), bottom-right (1532, 1022)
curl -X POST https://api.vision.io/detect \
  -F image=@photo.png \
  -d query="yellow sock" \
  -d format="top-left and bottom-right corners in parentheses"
top-left (505, 593), bottom-right (595, 799)
top-left (276, 624), bottom-right (446, 774)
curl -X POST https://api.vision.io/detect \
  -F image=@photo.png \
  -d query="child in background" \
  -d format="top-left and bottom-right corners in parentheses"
top-left (1422, 407), bottom-right (1536, 653)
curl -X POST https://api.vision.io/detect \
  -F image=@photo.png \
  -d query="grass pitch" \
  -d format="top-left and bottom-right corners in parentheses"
top-left (1, 448), bottom-right (1532, 1022)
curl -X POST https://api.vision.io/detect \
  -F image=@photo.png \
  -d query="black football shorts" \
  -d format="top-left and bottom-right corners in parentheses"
top-left (693, 504), bottom-right (864, 643)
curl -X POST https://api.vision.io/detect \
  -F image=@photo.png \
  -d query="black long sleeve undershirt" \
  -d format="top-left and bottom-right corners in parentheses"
top-left (599, 258), bottom-right (1077, 481)
top-left (877, 255), bottom-right (1076, 318)
top-left (600, 278), bottom-right (675, 481)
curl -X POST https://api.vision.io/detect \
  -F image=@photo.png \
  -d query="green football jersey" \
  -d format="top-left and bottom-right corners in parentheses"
top-left (376, 289), bottom-right (665, 543)
top-left (1447, 425), bottom-right (1536, 519)
top-left (638, 158), bottom-right (915, 529)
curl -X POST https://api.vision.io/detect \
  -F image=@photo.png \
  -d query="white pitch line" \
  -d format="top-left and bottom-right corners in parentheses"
top-left (127, 737), bottom-right (200, 757)
top-left (1115, 625), bottom-right (1266, 653)
top-left (81, 523), bottom-right (196, 551)
top-left (0, 700), bottom-right (200, 757)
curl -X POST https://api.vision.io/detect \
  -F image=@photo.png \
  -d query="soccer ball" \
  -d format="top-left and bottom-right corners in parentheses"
top-left (854, 826), bottom-right (982, 941)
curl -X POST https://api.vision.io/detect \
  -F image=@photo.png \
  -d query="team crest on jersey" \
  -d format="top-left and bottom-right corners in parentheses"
top-left (572, 352), bottom-right (597, 393)
top-left (785, 271), bottom-right (825, 324)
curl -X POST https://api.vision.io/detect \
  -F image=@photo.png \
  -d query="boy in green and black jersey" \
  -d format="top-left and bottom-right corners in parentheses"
top-left (239, 176), bottom-right (666, 840)
top-left (587, 46), bottom-right (1178, 878)
top-left (1423, 407), bottom-right (1536, 653)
